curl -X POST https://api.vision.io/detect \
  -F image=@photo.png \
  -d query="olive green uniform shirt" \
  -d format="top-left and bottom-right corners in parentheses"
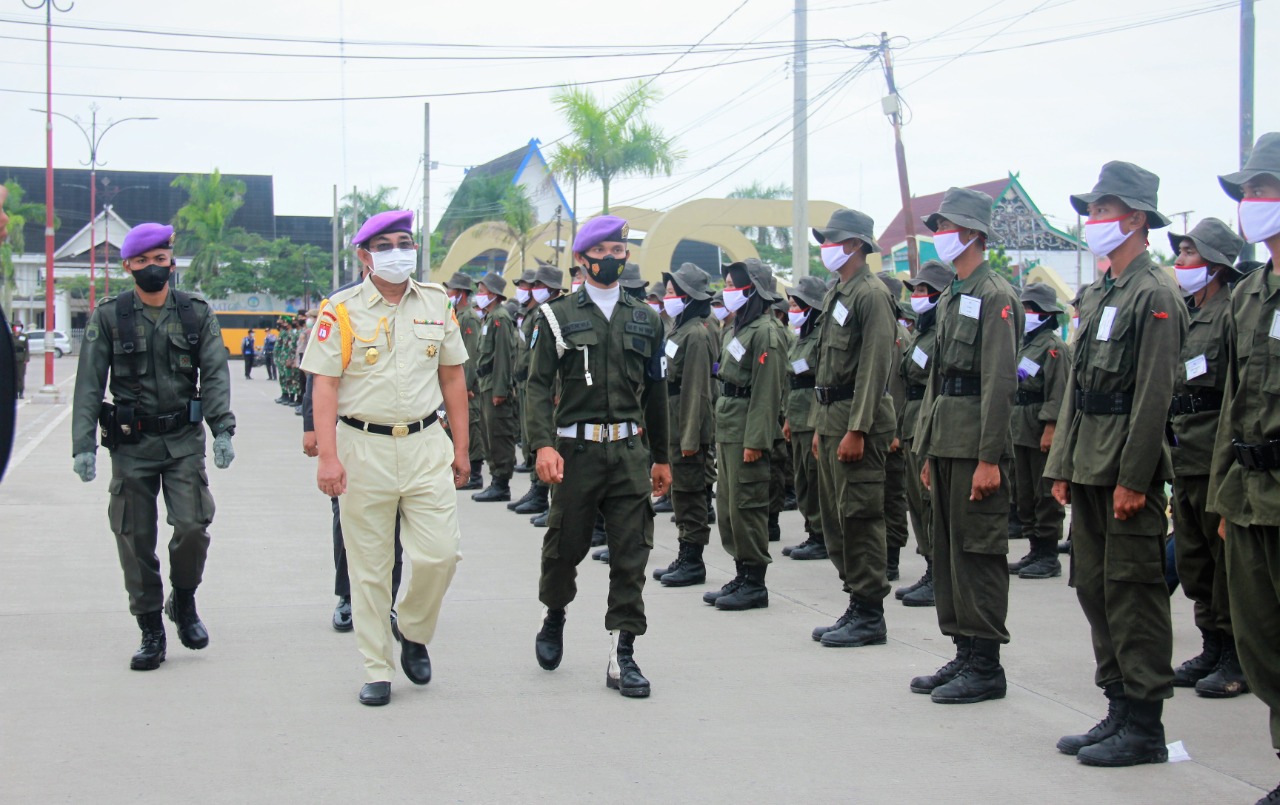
top-left (456, 304), bottom-right (483, 394)
top-left (1011, 325), bottom-right (1071, 448)
top-left (716, 314), bottom-right (784, 450)
top-left (785, 320), bottom-right (822, 431)
top-left (477, 304), bottom-right (517, 396)
top-left (898, 319), bottom-right (936, 443)
top-left (665, 315), bottom-right (717, 454)
top-left (1170, 288), bottom-right (1232, 477)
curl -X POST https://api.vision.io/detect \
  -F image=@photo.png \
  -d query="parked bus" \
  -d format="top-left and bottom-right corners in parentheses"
top-left (215, 310), bottom-right (292, 356)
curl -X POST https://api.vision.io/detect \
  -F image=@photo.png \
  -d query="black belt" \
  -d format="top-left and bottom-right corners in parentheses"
top-left (720, 382), bottom-right (752, 399)
top-left (906, 384), bottom-right (926, 401)
top-left (340, 413), bottom-right (438, 437)
top-left (1169, 388), bottom-right (1224, 417)
top-left (940, 375), bottom-right (981, 397)
top-left (790, 376), bottom-right (817, 390)
top-left (135, 410), bottom-right (193, 434)
top-left (1015, 389), bottom-right (1045, 406)
top-left (477, 363), bottom-right (494, 378)
top-left (815, 384), bottom-right (855, 405)
top-left (514, 369), bottom-right (529, 383)
top-left (668, 382), bottom-right (682, 397)
top-left (1075, 389), bottom-right (1133, 415)
top-left (1232, 439), bottom-right (1280, 471)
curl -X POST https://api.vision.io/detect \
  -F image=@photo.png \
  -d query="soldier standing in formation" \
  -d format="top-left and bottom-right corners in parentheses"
top-left (472, 273), bottom-right (518, 503)
top-left (780, 276), bottom-right (827, 561)
top-left (508, 266), bottom-right (563, 517)
top-left (879, 270), bottom-right (911, 583)
top-left (71, 222), bottom-right (237, 671)
top-left (445, 272), bottom-right (486, 491)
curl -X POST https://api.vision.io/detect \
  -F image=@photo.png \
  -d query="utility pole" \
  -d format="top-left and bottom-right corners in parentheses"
top-left (791, 0), bottom-right (809, 279)
top-left (422, 102), bottom-right (430, 281)
top-left (1239, 0), bottom-right (1256, 262)
top-left (878, 32), bottom-right (919, 278)
top-left (553, 205), bottom-right (564, 270)
top-left (331, 185), bottom-right (340, 292)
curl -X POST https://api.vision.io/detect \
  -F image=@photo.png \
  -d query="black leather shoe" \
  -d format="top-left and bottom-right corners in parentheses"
top-left (399, 638), bottom-right (432, 685)
top-left (332, 596), bottom-right (353, 632)
top-left (164, 588), bottom-right (209, 650)
top-left (359, 681), bottom-right (391, 706)
top-left (131, 611), bottom-right (167, 671)
top-left (471, 478), bottom-right (511, 502)
top-left (536, 608), bottom-right (566, 670)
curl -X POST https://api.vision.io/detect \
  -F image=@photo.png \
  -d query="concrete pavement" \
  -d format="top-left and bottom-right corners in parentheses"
top-left (1, 358), bottom-right (1276, 803)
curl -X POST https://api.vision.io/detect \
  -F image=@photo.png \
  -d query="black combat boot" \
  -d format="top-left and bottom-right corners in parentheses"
top-left (886, 547), bottom-right (901, 581)
top-left (535, 608), bottom-right (566, 670)
top-left (530, 510), bottom-right (548, 527)
top-left (1056, 682), bottom-right (1128, 755)
top-left (706, 486), bottom-right (716, 525)
top-left (789, 534), bottom-right (828, 561)
top-left (901, 560), bottom-right (935, 607)
top-left (820, 598), bottom-right (887, 647)
top-left (1077, 698), bottom-right (1167, 766)
top-left (653, 494), bottom-right (673, 513)
top-left (1257, 757), bottom-right (1280, 805)
top-left (783, 487), bottom-right (797, 510)
top-left (930, 637), bottom-right (1006, 704)
top-left (471, 475), bottom-right (511, 502)
top-left (513, 482), bottom-right (549, 515)
top-left (715, 563), bottom-right (768, 611)
top-left (1173, 630), bottom-right (1223, 687)
top-left (607, 630), bottom-right (650, 698)
top-left (590, 514), bottom-right (607, 546)
top-left (812, 599), bottom-right (857, 642)
top-left (1195, 638), bottom-right (1250, 698)
top-left (164, 587), bottom-right (209, 650)
top-left (910, 636), bottom-right (971, 694)
top-left (513, 457), bottom-right (532, 473)
top-left (704, 561), bottom-right (746, 605)
top-left (460, 460), bottom-right (483, 491)
top-left (896, 557), bottom-right (932, 600)
top-left (507, 478), bottom-right (538, 510)
top-left (652, 554), bottom-right (681, 580)
top-left (660, 543), bottom-right (706, 587)
top-left (1018, 539), bottom-right (1062, 579)
top-left (130, 611), bottom-right (167, 671)
top-left (767, 512), bottom-right (781, 542)
top-left (1008, 545), bottom-right (1037, 574)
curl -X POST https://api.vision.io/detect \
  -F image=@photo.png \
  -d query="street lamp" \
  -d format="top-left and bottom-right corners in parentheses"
top-left (97, 179), bottom-right (149, 296)
top-left (34, 105), bottom-right (157, 311)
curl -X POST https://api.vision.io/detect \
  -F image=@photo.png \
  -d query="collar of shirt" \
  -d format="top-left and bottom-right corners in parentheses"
top-left (836, 262), bottom-right (872, 293)
top-left (1104, 251), bottom-right (1156, 292)
top-left (583, 282), bottom-right (621, 320)
top-left (361, 274), bottom-right (421, 308)
top-left (950, 260), bottom-right (991, 295)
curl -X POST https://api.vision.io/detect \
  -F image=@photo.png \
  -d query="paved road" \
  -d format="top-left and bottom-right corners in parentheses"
top-left (1, 360), bottom-right (1275, 803)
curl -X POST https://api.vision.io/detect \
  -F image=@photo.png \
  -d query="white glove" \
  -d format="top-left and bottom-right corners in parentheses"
top-left (213, 433), bottom-right (235, 469)
top-left (73, 452), bottom-right (96, 483)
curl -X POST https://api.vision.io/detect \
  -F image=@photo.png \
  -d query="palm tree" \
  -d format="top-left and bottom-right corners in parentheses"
top-left (171, 169), bottom-right (247, 289)
top-left (1, 179), bottom-right (56, 313)
top-left (486, 184), bottom-right (538, 275)
top-left (550, 82), bottom-right (682, 214)
top-left (339, 186), bottom-right (398, 246)
top-left (439, 172), bottom-right (513, 245)
top-left (546, 142), bottom-right (588, 248)
top-left (728, 182), bottom-right (793, 251)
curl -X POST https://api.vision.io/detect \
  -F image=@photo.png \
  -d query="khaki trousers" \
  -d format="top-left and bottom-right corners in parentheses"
top-left (337, 421), bottom-right (461, 683)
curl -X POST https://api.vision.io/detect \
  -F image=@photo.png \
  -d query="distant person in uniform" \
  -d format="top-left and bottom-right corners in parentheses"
top-left (241, 329), bottom-right (257, 379)
top-left (263, 327), bottom-right (277, 380)
top-left (12, 321), bottom-right (29, 399)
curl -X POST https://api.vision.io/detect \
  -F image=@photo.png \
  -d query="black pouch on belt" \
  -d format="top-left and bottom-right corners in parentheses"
top-left (113, 402), bottom-right (141, 445)
top-left (98, 403), bottom-right (119, 451)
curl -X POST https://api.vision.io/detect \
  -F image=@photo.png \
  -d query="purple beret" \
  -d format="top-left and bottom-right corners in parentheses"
top-left (572, 215), bottom-right (629, 253)
top-left (121, 223), bottom-right (175, 260)
top-left (353, 209), bottom-right (414, 248)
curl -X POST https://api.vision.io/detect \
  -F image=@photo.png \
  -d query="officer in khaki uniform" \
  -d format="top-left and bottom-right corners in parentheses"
top-left (806, 210), bottom-right (897, 647)
top-left (702, 259), bottom-right (785, 611)
top-left (879, 271), bottom-right (911, 582)
top-left (1046, 163), bottom-right (1187, 765)
top-left (912, 188), bottom-right (1022, 704)
top-left (509, 264), bottom-right (564, 517)
top-left (445, 271), bottom-right (486, 490)
top-left (1166, 218), bottom-right (1248, 697)
top-left (305, 210), bottom-right (470, 706)
top-left (781, 276), bottom-right (827, 561)
top-left (1209, 132), bottom-right (1280, 804)
top-left (71, 223), bottom-right (236, 671)
top-left (895, 261), bottom-right (953, 607)
top-left (528, 215), bottom-right (670, 698)
top-left (472, 272), bottom-right (518, 502)
top-left (1007, 283), bottom-right (1071, 581)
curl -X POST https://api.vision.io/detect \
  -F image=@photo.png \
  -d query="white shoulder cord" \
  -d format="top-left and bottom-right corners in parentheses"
top-left (539, 302), bottom-right (592, 386)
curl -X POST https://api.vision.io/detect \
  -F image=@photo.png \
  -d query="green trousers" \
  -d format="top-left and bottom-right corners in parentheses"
top-left (1013, 444), bottom-right (1065, 543)
top-left (14, 359), bottom-right (26, 396)
top-left (769, 437), bottom-right (789, 515)
top-left (1225, 522), bottom-right (1280, 751)
top-left (789, 430), bottom-right (822, 539)
top-left (817, 432), bottom-right (890, 602)
top-left (1069, 481), bottom-right (1173, 700)
top-left (884, 446), bottom-right (909, 551)
top-left (480, 394), bottom-right (518, 480)
top-left (467, 392), bottom-right (485, 463)
top-left (108, 449), bottom-right (215, 615)
top-left (539, 437), bottom-right (653, 634)
top-left (1172, 475), bottom-right (1231, 635)
top-left (672, 446), bottom-right (712, 547)
top-left (930, 456), bottom-right (1010, 642)
top-left (716, 441), bottom-right (771, 567)
top-left (517, 385), bottom-right (533, 467)
top-left (903, 439), bottom-right (932, 556)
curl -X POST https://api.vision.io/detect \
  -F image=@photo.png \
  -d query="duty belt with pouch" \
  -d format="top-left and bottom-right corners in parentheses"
top-left (1232, 439), bottom-right (1280, 471)
top-left (1075, 389), bottom-right (1133, 415)
top-left (99, 404), bottom-right (191, 451)
top-left (1169, 388), bottom-right (1224, 417)
top-left (814, 384), bottom-right (855, 405)
top-left (477, 363), bottom-right (494, 379)
top-left (556, 422), bottom-right (641, 442)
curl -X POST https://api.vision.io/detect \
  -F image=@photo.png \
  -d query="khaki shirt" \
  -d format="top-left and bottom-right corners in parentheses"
top-left (1208, 264), bottom-right (1280, 526)
top-left (1011, 325), bottom-right (1071, 448)
top-left (915, 261), bottom-right (1022, 463)
top-left (1045, 252), bottom-right (1188, 488)
top-left (898, 315), bottom-right (936, 443)
top-left (300, 276), bottom-right (467, 424)
top-left (665, 314), bottom-right (718, 453)
top-left (1170, 288), bottom-right (1232, 477)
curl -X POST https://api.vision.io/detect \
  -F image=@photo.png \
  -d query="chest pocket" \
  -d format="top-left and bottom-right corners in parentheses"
top-left (941, 313), bottom-right (980, 373)
top-left (168, 330), bottom-right (197, 375)
top-left (1182, 324), bottom-right (1222, 388)
top-left (623, 332), bottom-right (654, 384)
top-left (1088, 311), bottom-right (1133, 375)
top-left (822, 320), bottom-right (854, 354)
top-left (110, 324), bottom-right (150, 377)
top-left (563, 327), bottom-right (598, 380)
top-left (413, 322), bottom-right (446, 365)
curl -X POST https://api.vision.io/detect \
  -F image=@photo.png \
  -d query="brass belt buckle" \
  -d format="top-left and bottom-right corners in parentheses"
top-left (391, 424), bottom-right (410, 437)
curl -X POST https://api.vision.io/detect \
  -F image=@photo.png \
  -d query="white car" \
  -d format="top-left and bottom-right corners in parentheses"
top-left (25, 330), bottom-right (72, 358)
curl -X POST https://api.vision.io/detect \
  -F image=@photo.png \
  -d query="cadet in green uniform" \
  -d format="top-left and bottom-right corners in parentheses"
top-left (509, 269), bottom-right (540, 501)
top-left (1007, 283), bottom-right (1071, 580)
top-left (912, 188), bottom-right (1021, 703)
top-left (71, 223), bottom-right (236, 671)
top-left (528, 215), bottom-right (670, 698)
top-left (472, 272), bottom-right (518, 502)
top-left (767, 292), bottom-right (794, 543)
top-left (1166, 218), bottom-right (1249, 697)
top-left (1209, 133), bottom-right (1280, 804)
top-left (895, 262), bottom-right (952, 607)
top-left (445, 272), bottom-right (486, 490)
top-left (703, 259), bottom-right (784, 611)
top-left (878, 271), bottom-right (910, 582)
top-left (807, 210), bottom-right (897, 647)
top-left (781, 276), bottom-right (827, 561)
top-left (1047, 162), bottom-right (1187, 766)
top-left (646, 262), bottom-right (717, 587)
top-left (509, 264), bottom-right (564, 516)
top-left (11, 321), bottom-right (28, 399)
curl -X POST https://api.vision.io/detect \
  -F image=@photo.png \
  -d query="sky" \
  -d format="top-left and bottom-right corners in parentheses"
top-left (0, 0), bottom-right (1276, 244)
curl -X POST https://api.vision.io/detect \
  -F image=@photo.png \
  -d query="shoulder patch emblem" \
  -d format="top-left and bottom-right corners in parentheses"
top-left (85, 323), bottom-right (100, 342)
top-left (317, 321), bottom-right (332, 342)
top-left (632, 308), bottom-right (648, 323)
top-left (209, 318), bottom-right (221, 336)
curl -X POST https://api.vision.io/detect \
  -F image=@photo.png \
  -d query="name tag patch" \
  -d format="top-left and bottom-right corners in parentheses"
top-left (911, 346), bottom-right (928, 369)
top-left (664, 340), bottom-right (679, 359)
top-left (1185, 354), bottom-right (1208, 380)
top-left (959, 295), bottom-right (981, 319)
top-left (791, 358), bottom-right (809, 374)
top-left (727, 337), bottom-right (747, 363)
top-left (1017, 356), bottom-right (1041, 377)
top-left (1096, 306), bottom-right (1118, 341)
top-left (832, 301), bottom-right (850, 326)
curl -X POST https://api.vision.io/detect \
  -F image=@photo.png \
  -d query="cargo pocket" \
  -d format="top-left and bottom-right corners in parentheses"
top-left (168, 331), bottom-right (197, 375)
top-left (542, 509), bottom-right (564, 559)
top-left (942, 315), bottom-right (980, 373)
top-left (642, 498), bottom-right (655, 548)
top-left (738, 455), bottom-right (771, 508)
top-left (960, 465), bottom-right (1010, 555)
top-left (108, 478), bottom-right (127, 534)
top-left (1089, 313), bottom-right (1132, 375)
top-left (196, 470), bottom-right (216, 526)
top-left (1106, 505), bottom-right (1167, 584)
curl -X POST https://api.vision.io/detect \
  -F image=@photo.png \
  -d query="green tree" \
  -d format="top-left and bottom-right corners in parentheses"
top-left (987, 244), bottom-right (1016, 286)
top-left (549, 81), bottom-right (682, 214)
top-left (439, 172), bottom-right (514, 245)
top-left (339, 186), bottom-right (397, 246)
top-left (171, 169), bottom-right (247, 289)
top-left (728, 181), bottom-right (793, 251)
top-left (1, 179), bottom-right (57, 313)
top-left (487, 184), bottom-right (538, 274)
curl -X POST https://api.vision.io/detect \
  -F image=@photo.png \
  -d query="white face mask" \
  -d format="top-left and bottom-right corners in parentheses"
top-left (898, 318), bottom-right (912, 330)
top-left (1239, 199), bottom-right (1280, 244)
top-left (532, 287), bottom-right (551, 304)
top-left (712, 305), bottom-right (730, 322)
top-left (473, 292), bottom-right (493, 310)
top-left (933, 231), bottom-right (975, 263)
top-left (787, 309), bottom-right (809, 328)
top-left (1175, 264), bottom-right (1211, 295)
top-left (515, 288), bottom-right (531, 305)
top-left (722, 287), bottom-right (749, 312)
top-left (571, 280), bottom-right (584, 293)
top-left (662, 296), bottom-right (686, 318)
top-left (648, 301), bottom-right (662, 315)
top-left (370, 248), bottom-right (415, 284)
top-left (820, 243), bottom-right (852, 271)
top-left (1084, 216), bottom-right (1134, 257)
top-left (910, 295), bottom-right (937, 314)
top-left (1024, 313), bottom-right (1047, 333)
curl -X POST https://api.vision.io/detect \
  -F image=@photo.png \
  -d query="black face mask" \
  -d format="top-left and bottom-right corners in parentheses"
top-left (132, 264), bottom-right (172, 293)
top-left (584, 255), bottom-right (626, 286)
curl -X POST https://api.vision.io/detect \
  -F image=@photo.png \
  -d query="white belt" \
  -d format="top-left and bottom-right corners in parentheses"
top-left (556, 422), bottom-right (641, 442)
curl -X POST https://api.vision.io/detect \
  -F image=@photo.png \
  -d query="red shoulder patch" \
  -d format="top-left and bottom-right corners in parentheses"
top-left (759, 351), bottom-right (768, 365)
top-left (316, 322), bottom-right (332, 342)
top-left (1001, 305), bottom-right (1010, 320)
top-left (1152, 311), bottom-right (1169, 319)
top-left (1049, 348), bottom-right (1059, 359)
